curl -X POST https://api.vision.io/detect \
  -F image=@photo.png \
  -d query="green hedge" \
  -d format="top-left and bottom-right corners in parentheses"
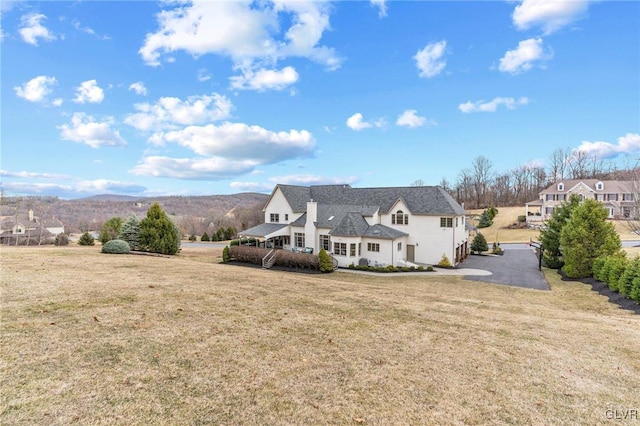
top-left (593, 254), bottom-right (640, 304)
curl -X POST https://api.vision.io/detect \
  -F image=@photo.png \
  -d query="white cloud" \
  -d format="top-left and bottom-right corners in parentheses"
top-left (371, 0), bottom-right (387, 18)
top-left (155, 122), bottom-right (315, 162)
top-left (513, 0), bottom-right (590, 35)
top-left (414, 40), bottom-right (447, 78)
top-left (575, 133), bottom-right (640, 159)
top-left (131, 156), bottom-right (260, 180)
top-left (346, 113), bottom-right (386, 131)
top-left (19, 13), bottom-right (56, 45)
top-left (396, 110), bottom-right (434, 128)
top-left (74, 80), bottom-right (105, 104)
top-left (128, 82), bottom-right (148, 96)
top-left (125, 93), bottom-right (233, 132)
top-left (58, 113), bottom-right (127, 148)
top-left (2, 179), bottom-right (146, 198)
top-left (498, 38), bottom-right (552, 74)
top-left (139, 0), bottom-right (340, 88)
top-left (131, 122), bottom-right (316, 180)
top-left (14, 75), bottom-right (56, 102)
top-left (0, 170), bottom-right (70, 179)
top-left (229, 66), bottom-right (299, 91)
top-left (458, 97), bottom-right (529, 113)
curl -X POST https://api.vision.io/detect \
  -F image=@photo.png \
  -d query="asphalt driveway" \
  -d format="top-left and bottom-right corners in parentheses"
top-left (461, 244), bottom-right (550, 290)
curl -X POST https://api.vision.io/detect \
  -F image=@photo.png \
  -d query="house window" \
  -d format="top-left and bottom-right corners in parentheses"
top-left (392, 210), bottom-right (408, 225)
top-left (294, 232), bottom-right (305, 248)
top-left (557, 194), bottom-right (565, 201)
top-left (285, 214), bottom-right (289, 221)
top-left (367, 243), bottom-right (380, 252)
top-left (358, 243), bottom-right (362, 256)
top-left (545, 207), bottom-right (554, 214)
top-left (334, 242), bottom-right (347, 256)
top-left (319, 234), bottom-right (330, 250)
top-left (597, 194), bottom-right (605, 201)
top-left (596, 182), bottom-right (603, 190)
top-left (350, 244), bottom-right (356, 257)
top-left (546, 194), bottom-right (554, 201)
top-left (607, 194), bottom-right (618, 201)
top-left (270, 213), bottom-right (280, 223)
top-left (455, 217), bottom-right (458, 227)
top-left (623, 193), bottom-right (633, 201)
top-left (558, 183), bottom-right (564, 191)
top-left (440, 217), bottom-right (453, 228)
top-left (397, 242), bottom-right (402, 251)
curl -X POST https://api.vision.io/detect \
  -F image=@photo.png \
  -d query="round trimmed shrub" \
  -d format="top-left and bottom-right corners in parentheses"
top-left (102, 239), bottom-right (130, 254)
top-left (54, 233), bottom-right (69, 246)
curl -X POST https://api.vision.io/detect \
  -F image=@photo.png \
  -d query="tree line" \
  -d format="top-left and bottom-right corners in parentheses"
top-left (425, 148), bottom-right (637, 209)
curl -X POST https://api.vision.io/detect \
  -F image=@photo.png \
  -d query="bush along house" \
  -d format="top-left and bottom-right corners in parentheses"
top-left (239, 184), bottom-right (469, 268)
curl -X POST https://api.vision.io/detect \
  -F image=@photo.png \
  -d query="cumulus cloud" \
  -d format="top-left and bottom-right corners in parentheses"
top-left (14, 75), bottom-right (56, 102)
top-left (125, 93), bottom-right (233, 132)
top-left (58, 113), bottom-right (127, 148)
top-left (575, 133), bottom-right (640, 159)
top-left (396, 110), bottom-right (434, 128)
top-left (513, 0), bottom-right (590, 34)
top-left (346, 113), bottom-right (385, 131)
top-left (19, 13), bottom-right (56, 45)
top-left (130, 156), bottom-right (258, 180)
top-left (138, 0), bottom-right (340, 91)
top-left (229, 66), bottom-right (299, 91)
top-left (128, 82), bottom-right (148, 96)
top-left (458, 97), bottom-right (529, 113)
top-left (155, 123), bottom-right (315, 162)
top-left (74, 80), bottom-right (105, 104)
top-left (498, 38), bottom-right (552, 74)
top-left (131, 122), bottom-right (316, 180)
top-left (414, 40), bottom-right (447, 78)
top-left (371, 0), bottom-right (387, 18)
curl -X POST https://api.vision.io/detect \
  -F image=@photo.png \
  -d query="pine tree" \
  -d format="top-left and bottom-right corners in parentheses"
top-left (470, 233), bottom-right (488, 254)
top-left (138, 203), bottom-right (181, 255)
top-left (561, 199), bottom-right (622, 278)
top-left (201, 232), bottom-right (210, 242)
top-left (540, 194), bottom-right (580, 269)
top-left (118, 215), bottom-right (140, 251)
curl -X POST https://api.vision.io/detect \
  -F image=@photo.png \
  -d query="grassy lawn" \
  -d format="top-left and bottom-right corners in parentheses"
top-left (2, 245), bottom-right (639, 425)
top-left (468, 206), bottom-right (640, 244)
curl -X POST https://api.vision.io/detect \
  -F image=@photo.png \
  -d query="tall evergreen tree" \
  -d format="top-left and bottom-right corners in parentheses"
top-left (540, 194), bottom-right (580, 269)
top-left (118, 215), bottom-right (140, 250)
top-left (560, 199), bottom-right (622, 278)
top-left (138, 203), bottom-right (181, 255)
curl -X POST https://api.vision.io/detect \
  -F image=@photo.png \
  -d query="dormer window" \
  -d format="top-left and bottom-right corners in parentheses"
top-left (557, 183), bottom-right (564, 191)
top-left (596, 182), bottom-right (603, 191)
top-left (269, 213), bottom-right (280, 223)
top-left (392, 210), bottom-right (408, 225)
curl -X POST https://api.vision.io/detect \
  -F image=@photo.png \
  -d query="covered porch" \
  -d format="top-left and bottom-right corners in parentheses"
top-left (237, 223), bottom-right (291, 249)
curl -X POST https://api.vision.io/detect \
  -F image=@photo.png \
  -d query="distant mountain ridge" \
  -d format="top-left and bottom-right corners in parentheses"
top-left (0, 193), bottom-right (269, 234)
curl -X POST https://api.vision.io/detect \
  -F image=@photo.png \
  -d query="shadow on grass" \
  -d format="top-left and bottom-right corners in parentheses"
top-left (558, 269), bottom-right (640, 315)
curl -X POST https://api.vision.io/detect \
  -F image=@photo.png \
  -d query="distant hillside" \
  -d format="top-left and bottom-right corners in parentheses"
top-left (0, 193), bottom-right (269, 234)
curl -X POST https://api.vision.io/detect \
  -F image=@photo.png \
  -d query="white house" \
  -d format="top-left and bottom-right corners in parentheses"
top-left (239, 184), bottom-right (469, 268)
top-left (0, 209), bottom-right (65, 244)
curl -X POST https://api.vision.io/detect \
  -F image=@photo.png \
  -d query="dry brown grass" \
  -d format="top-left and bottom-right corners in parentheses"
top-left (2, 245), bottom-right (639, 425)
top-left (469, 206), bottom-right (640, 244)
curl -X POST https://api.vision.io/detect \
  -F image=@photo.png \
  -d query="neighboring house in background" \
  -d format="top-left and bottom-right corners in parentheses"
top-left (525, 179), bottom-right (637, 223)
top-left (239, 184), bottom-right (469, 268)
top-left (0, 209), bottom-right (65, 244)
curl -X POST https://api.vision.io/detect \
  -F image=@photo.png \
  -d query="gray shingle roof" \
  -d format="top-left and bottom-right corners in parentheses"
top-left (276, 184), bottom-right (464, 215)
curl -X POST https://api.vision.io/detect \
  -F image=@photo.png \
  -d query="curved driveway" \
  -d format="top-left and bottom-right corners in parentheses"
top-left (461, 244), bottom-right (550, 290)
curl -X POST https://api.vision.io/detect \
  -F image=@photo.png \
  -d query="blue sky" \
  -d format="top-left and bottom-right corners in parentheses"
top-left (1, 0), bottom-right (638, 199)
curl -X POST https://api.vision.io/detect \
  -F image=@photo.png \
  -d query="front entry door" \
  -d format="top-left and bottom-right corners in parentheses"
top-left (407, 245), bottom-right (415, 263)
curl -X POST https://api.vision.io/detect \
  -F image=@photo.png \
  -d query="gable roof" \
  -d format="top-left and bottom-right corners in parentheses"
top-left (541, 180), bottom-right (633, 194)
top-left (330, 212), bottom-right (408, 239)
top-left (274, 184), bottom-right (465, 216)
